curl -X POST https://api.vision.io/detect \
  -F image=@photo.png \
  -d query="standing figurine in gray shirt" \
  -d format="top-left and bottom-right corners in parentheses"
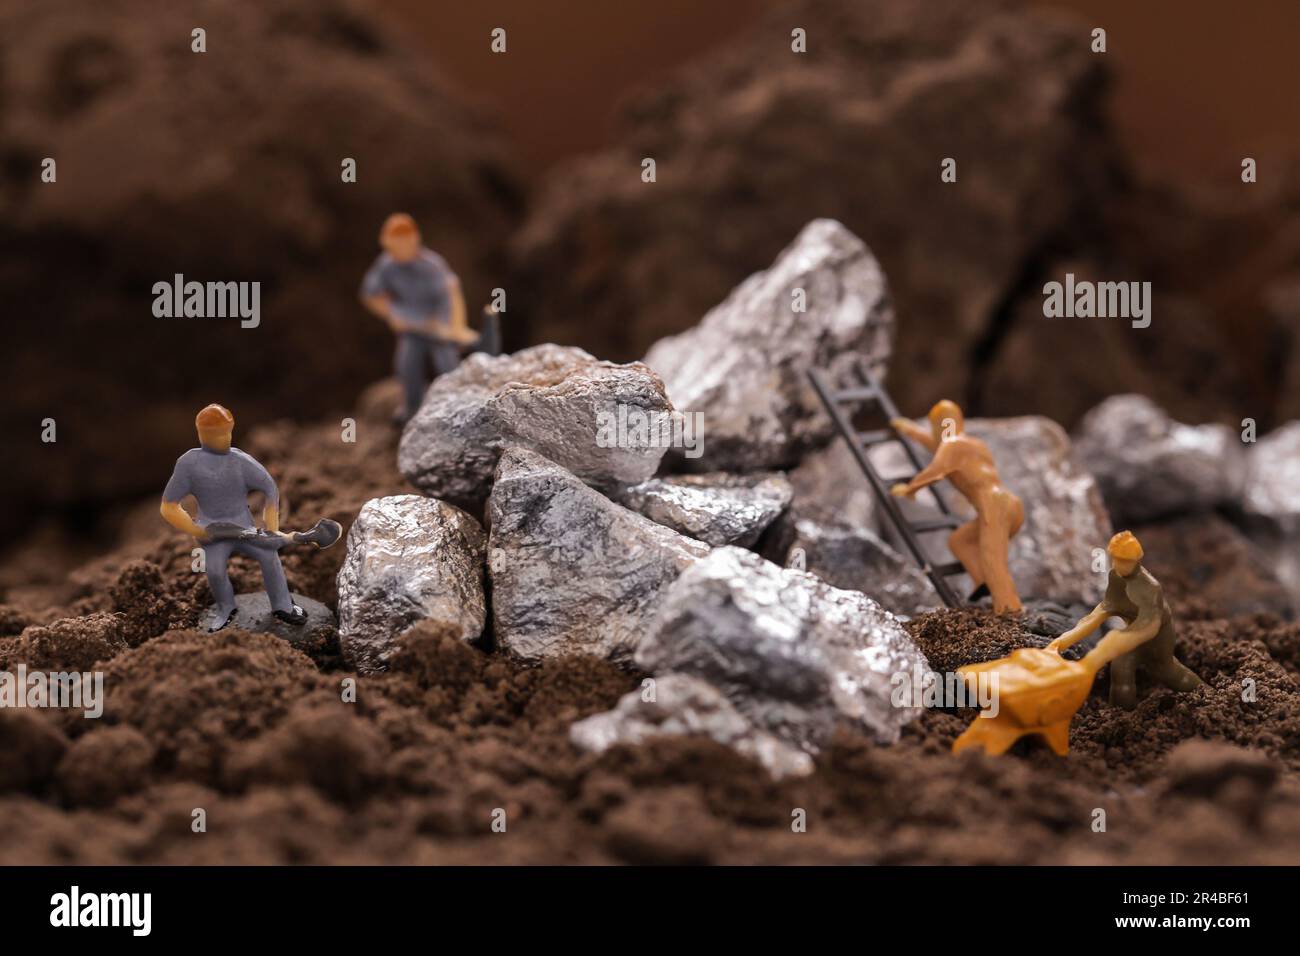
top-left (360, 213), bottom-right (477, 424)
top-left (161, 404), bottom-right (340, 632)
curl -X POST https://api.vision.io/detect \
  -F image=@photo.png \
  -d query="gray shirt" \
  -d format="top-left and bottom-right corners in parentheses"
top-left (360, 249), bottom-right (456, 329)
top-left (162, 447), bottom-right (279, 529)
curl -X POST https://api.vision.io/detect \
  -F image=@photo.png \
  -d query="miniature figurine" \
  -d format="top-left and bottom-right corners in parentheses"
top-left (360, 213), bottom-right (478, 424)
top-left (889, 400), bottom-right (1024, 613)
top-left (160, 404), bottom-right (342, 632)
top-left (1047, 530), bottom-right (1203, 708)
top-left (951, 530), bottom-right (1204, 755)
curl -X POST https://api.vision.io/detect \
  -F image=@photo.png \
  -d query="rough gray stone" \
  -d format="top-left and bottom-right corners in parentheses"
top-left (616, 472), bottom-right (791, 548)
top-left (398, 344), bottom-right (674, 509)
top-left (1244, 421), bottom-right (1300, 533)
top-left (643, 219), bottom-right (892, 471)
top-left (870, 416), bottom-right (1112, 605)
top-left (1242, 421), bottom-right (1300, 607)
top-left (1074, 394), bottom-right (1246, 523)
top-left (488, 447), bottom-right (711, 664)
top-left (785, 439), bottom-right (879, 530)
top-left (336, 495), bottom-right (486, 674)
top-left (570, 673), bottom-right (814, 780)
top-left (635, 547), bottom-right (927, 751)
top-left (202, 592), bottom-right (335, 650)
top-left (771, 512), bottom-right (940, 618)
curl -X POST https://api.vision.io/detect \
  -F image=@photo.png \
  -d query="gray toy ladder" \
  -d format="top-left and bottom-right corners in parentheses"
top-left (806, 360), bottom-right (966, 608)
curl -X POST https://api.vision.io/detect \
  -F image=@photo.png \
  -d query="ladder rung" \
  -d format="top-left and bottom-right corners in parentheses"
top-left (910, 515), bottom-right (965, 533)
top-left (930, 561), bottom-right (967, 577)
top-left (832, 386), bottom-right (879, 404)
top-left (855, 428), bottom-right (894, 447)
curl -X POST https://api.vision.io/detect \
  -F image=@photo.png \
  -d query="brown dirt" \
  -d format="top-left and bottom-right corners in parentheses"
top-left (1, 415), bottom-right (1298, 865)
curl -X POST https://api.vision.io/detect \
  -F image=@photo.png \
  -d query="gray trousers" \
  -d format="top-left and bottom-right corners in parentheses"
top-left (203, 539), bottom-right (292, 616)
top-left (396, 334), bottom-right (461, 417)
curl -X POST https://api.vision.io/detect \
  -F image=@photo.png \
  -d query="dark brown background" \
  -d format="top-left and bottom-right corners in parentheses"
top-left (383, 0), bottom-right (1300, 182)
top-left (1, 0), bottom-right (1297, 560)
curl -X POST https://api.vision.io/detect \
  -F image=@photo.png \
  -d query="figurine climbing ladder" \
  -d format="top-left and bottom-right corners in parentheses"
top-left (806, 360), bottom-right (966, 608)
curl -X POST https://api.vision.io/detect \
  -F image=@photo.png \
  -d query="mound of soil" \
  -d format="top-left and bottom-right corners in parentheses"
top-left (1, 413), bottom-right (1298, 865)
top-left (0, 0), bottom-right (523, 545)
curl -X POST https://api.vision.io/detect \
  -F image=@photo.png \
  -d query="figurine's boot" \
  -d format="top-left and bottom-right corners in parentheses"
top-left (1149, 656), bottom-right (1204, 693)
top-left (293, 518), bottom-right (343, 550)
top-left (274, 606), bottom-right (308, 626)
top-left (208, 606), bottom-right (238, 632)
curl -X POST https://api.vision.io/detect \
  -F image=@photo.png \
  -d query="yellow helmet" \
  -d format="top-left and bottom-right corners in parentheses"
top-left (927, 399), bottom-right (963, 434)
top-left (1107, 530), bottom-right (1143, 562)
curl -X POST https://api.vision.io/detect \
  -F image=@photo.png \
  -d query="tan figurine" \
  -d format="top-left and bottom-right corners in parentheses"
top-left (890, 400), bottom-right (1024, 613)
top-left (952, 530), bottom-right (1204, 756)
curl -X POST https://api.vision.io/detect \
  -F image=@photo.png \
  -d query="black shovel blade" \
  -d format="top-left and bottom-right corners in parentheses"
top-left (294, 518), bottom-right (342, 550)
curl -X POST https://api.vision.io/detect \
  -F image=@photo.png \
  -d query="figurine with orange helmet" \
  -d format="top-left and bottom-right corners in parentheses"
top-left (160, 404), bottom-right (341, 632)
top-left (953, 530), bottom-right (1204, 756)
top-left (1047, 530), bottom-right (1203, 709)
top-left (360, 213), bottom-right (478, 425)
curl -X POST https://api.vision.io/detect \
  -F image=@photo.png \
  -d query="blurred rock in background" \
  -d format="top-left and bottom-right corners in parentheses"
top-left (508, 0), bottom-right (1293, 433)
top-left (0, 0), bottom-right (522, 544)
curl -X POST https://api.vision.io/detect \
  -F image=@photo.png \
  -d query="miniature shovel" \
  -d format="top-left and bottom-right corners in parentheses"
top-left (204, 518), bottom-right (342, 551)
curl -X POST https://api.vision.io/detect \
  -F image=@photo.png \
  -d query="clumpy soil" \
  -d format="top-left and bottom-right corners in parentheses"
top-left (2, 411), bottom-right (1298, 864)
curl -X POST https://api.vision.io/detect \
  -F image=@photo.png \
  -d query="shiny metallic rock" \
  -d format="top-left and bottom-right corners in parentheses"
top-left (643, 219), bottom-right (893, 471)
top-left (615, 472), bottom-right (792, 547)
top-left (398, 344), bottom-right (674, 510)
top-left (570, 673), bottom-right (814, 780)
top-left (1244, 421), bottom-right (1300, 532)
top-left (785, 439), bottom-right (879, 530)
top-left (1242, 422), bottom-right (1300, 605)
top-left (771, 512), bottom-right (941, 618)
top-left (870, 416), bottom-right (1112, 605)
top-left (1074, 394), bottom-right (1246, 523)
top-left (635, 546), bottom-right (928, 750)
top-left (336, 495), bottom-right (486, 674)
top-left (488, 447), bottom-right (711, 664)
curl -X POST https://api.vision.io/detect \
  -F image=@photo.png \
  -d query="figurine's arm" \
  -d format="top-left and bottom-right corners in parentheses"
top-left (891, 442), bottom-right (955, 498)
top-left (890, 417), bottom-right (937, 453)
top-left (426, 276), bottom-right (477, 345)
top-left (360, 258), bottom-right (405, 332)
top-left (161, 458), bottom-right (206, 540)
top-left (1047, 602), bottom-right (1110, 653)
top-left (362, 292), bottom-right (405, 333)
top-left (1079, 616), bottom-right (1162, 675)
top-left (160, 500), bottom-right (206, 540)
top-left (239, 453), bottom-right (289, 538)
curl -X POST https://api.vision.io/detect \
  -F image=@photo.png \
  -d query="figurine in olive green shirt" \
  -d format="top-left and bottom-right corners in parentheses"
top-left (1047, 530), bottom-right (1203, 709)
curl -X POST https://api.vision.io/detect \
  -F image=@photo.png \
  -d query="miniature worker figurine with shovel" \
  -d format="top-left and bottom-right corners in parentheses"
top-left (952, 530), bottom-right (1204, 756)
top-left (160, 404), bottom-right (342, 632)
top-left (360, 213), bottom-right (479, 425)
top-left (889, 400), bottom-right (1024, 613)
